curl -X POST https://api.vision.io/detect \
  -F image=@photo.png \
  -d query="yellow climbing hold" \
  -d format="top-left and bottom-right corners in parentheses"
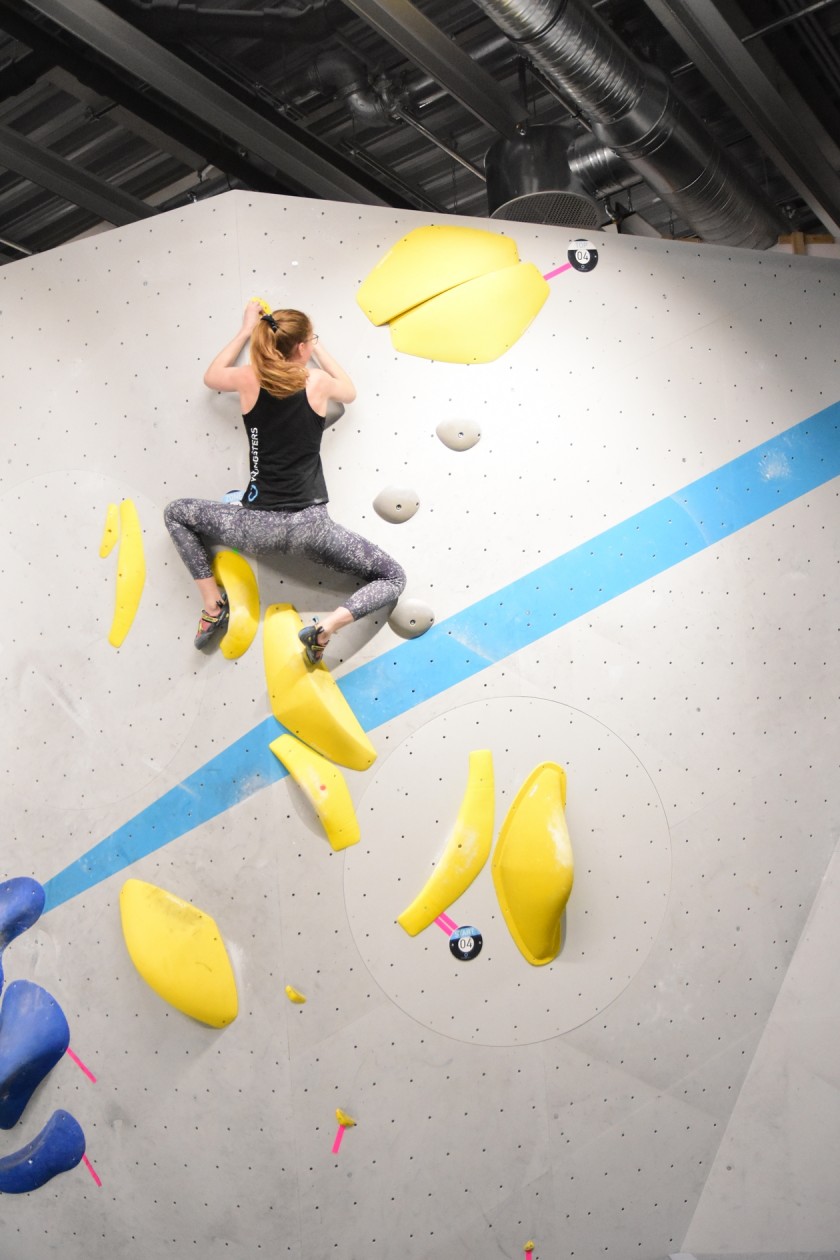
top-left (335, 1109), bottom-right (356, 1128)
top-left (108, 499), bottom-right (145, 648)
top-left (390, 262), bottom-right (549, 364)
top-left (99, 502), bottom-right (119, 557)
top-left (356, 224), bottom-right (549, 364)
top-left (270, 734), bottom-right (361, 850)
top-left (119, 879), bottom-right (238, 1027)
top-left (262, 604), bottom-right (376, 772)
top-left (212, 549), bottom-right (260, 660)
top-left (398, 750), bottom-right (494, 935)
top-left (492, 762), bottom-right (574, 966)
top-left (284, 985), bottom-right (307, 1004)
top-left (357, 225), bottom-right (518, 326)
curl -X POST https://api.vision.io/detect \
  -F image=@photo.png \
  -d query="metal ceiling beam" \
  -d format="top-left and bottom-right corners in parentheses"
top-left (641, 0), bottom-right (840, 236)
top-left (0, 123), bottom-right (155, 224)
top-left (4, 0), bottom-right (392, 205)
top-left (338, 0), bottom-right (527, 139)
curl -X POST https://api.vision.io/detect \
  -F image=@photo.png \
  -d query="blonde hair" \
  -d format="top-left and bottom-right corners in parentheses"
top-left (250, 308), bottom-right (312, 398)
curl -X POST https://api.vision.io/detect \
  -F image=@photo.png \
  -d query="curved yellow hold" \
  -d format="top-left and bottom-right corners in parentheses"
top-left (285, 984), bottom-right (307, 1004)
top-left (492, 763), bottom-right (573, 966)
top-left (263, 604), bottom-right (376, 772)
top-left (250, 295), bottom-right (273, 315)
top-left (390, 262), bottom-right (549, 364)
top-left (99, 502), bottom-right (119, 557)
top-left (397, 750), bottom-right (494, 936)
top-left (108, 499), bottom-right (145, 648)
top-left (212, 549), bottom-right (260, 660)
top-left (270, 734), bottom-right (361, 850)
top-left (336, 1109), bottom-right (356, 1128)
top-left (119, 879), bottom-right (238, 1027)
top-left (357, 225), bottom-right (519, 326)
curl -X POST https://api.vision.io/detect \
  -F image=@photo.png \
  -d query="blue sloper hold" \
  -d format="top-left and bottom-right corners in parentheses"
top-left (0, 980), bottom-right (70, 1130)
top-left (0, 878), bottom-right (45, 993)
top-left (0, 1109), bottom-right (85, 1193)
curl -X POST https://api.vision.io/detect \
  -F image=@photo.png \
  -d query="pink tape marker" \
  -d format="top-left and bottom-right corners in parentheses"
top-left (331, 1126), bottom-right (345, 1155)
top-left (435, 913), bottom-right (458, 935)
top-left (82, 1154), bottom-right (101, 1187)
top-left (543, 262), bottom-right (572, 280)
top-left (67, 1047), bottom-right (97, 1083)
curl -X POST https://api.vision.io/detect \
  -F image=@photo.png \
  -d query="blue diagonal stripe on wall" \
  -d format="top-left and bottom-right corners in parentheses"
top-left (42, 402), bottom-right (840, 911)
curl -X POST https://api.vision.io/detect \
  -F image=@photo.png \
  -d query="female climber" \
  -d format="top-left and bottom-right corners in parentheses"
top-left (164, 300), bottom-right (406, 658)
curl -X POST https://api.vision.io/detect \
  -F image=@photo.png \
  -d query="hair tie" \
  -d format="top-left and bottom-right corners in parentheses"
top-left (260, 312), bottom-right (279, 332)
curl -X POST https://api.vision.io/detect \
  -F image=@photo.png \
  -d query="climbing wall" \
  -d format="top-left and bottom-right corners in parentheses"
top-left (0, 190), bottom-right (838, 1260)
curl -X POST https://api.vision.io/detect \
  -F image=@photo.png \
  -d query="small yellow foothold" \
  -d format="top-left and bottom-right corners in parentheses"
top-left (284, 985), bottom-right (307, 1004)
top-left (250, 296), bottom-right (273, 315)
top-left (524, 1244), bottom-right (535, 1255)
top-left (335, 1109), bottom-right (356, 1128)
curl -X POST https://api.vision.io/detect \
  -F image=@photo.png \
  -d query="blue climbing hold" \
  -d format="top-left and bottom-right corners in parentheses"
top-left (0, 980), bottom-right (70, 1130)
top-left (0, 878), bottom-right (45, 993)
top-left (0, 1109), bottom-right (85, 1193)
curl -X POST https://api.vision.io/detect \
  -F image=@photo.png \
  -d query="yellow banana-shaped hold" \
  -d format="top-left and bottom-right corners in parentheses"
top-left (335, 1109), bottom-right (356, 1128)
top-left (262, 604), bottom-right (376, 772)
top-left (284, 985), bottom-right (307, 1004)
top-left (99, 502), bottom-right (119, 557)
top-left (270, 734), bottom-right (361, 850)
top-left (492, 762), bottom-right (574, 966)
top-left (212, 550), bottom-right (260, 660)
top-left (397, 750), bottom-right (494, 936)
top-left (250, 295), bottom-right (273, 315)
top-left (108, 499), bottom-right (145, 648)
top-left (356, 225), bottom-right (549, 364)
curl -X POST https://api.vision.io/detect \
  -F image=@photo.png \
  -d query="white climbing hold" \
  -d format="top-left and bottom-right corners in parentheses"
top-left (389, 597), bottom-right (435, 639)
top-left (436, 417), bottom-right (481, 451)
top-left (372, 486), bottom-right (420, 524)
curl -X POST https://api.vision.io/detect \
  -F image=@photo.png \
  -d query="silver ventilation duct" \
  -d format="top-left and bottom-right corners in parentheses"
top-left (475, 0), bottom-right (784, 248)
top-left (486, 125), bottom-right (603, 226)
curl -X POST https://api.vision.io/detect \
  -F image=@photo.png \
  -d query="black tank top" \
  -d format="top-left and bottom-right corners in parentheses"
top-left (240, 387), bottom-right (328, 511)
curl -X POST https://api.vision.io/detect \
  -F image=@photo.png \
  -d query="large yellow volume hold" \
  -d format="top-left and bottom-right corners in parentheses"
top-left (262, 604), bottom-right (376, 772)
top-left (356, 225), bottom-right (519, 326)
top-left (397, 750), bottom-right (494, 936)
top-left (108, 499), bottom-right (145, 647)
top-left (356, 224), bottom-right (549, 364)
top-left (119, 879), bottom-right (238, 1027)
top-left (212, 550), bottom-right (260, 660)
top-left (270, 733), bottom-right (361, 850)
top-left (491, 762), bottom-right (574, 966)
top-left (99, 502), bottom-right (119, 557)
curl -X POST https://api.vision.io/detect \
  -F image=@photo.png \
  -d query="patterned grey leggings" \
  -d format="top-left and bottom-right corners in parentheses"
top-left (164, 498), bottom-right (406, 621)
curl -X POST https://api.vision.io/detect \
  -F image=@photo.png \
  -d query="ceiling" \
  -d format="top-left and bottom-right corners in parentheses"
top-left (1, 0), bottom-right (840, 266)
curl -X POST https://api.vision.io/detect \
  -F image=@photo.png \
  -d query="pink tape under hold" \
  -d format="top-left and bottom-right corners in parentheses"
top-left (331, 1126), bottom-right (345, 1155)
top-left (543, 262), bottom-right (572, 280)
top-left (82, 1154), bottom-right (102, 1187)
top-left (435, 915), bottom-right (456, 935)
top-left (67, 1047), bottom-right (97, 1083)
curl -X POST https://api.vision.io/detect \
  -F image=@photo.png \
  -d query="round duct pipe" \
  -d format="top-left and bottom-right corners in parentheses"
top-left (485, 126), bottom-right (603, 228)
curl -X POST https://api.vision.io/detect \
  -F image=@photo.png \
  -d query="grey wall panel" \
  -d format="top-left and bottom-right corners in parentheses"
top-left (0, 191), bottom-right (838, 1259)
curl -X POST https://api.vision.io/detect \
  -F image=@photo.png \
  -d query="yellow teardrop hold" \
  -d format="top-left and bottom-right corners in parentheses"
top-left (492, 762), bottom-right (574, 966)
top-left (335, 1109), bottom-right (356, 1128)
top-left (119, 879), bottom-right (238, 1027)
top-left (284, 985), bottom-right (307, 1004)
